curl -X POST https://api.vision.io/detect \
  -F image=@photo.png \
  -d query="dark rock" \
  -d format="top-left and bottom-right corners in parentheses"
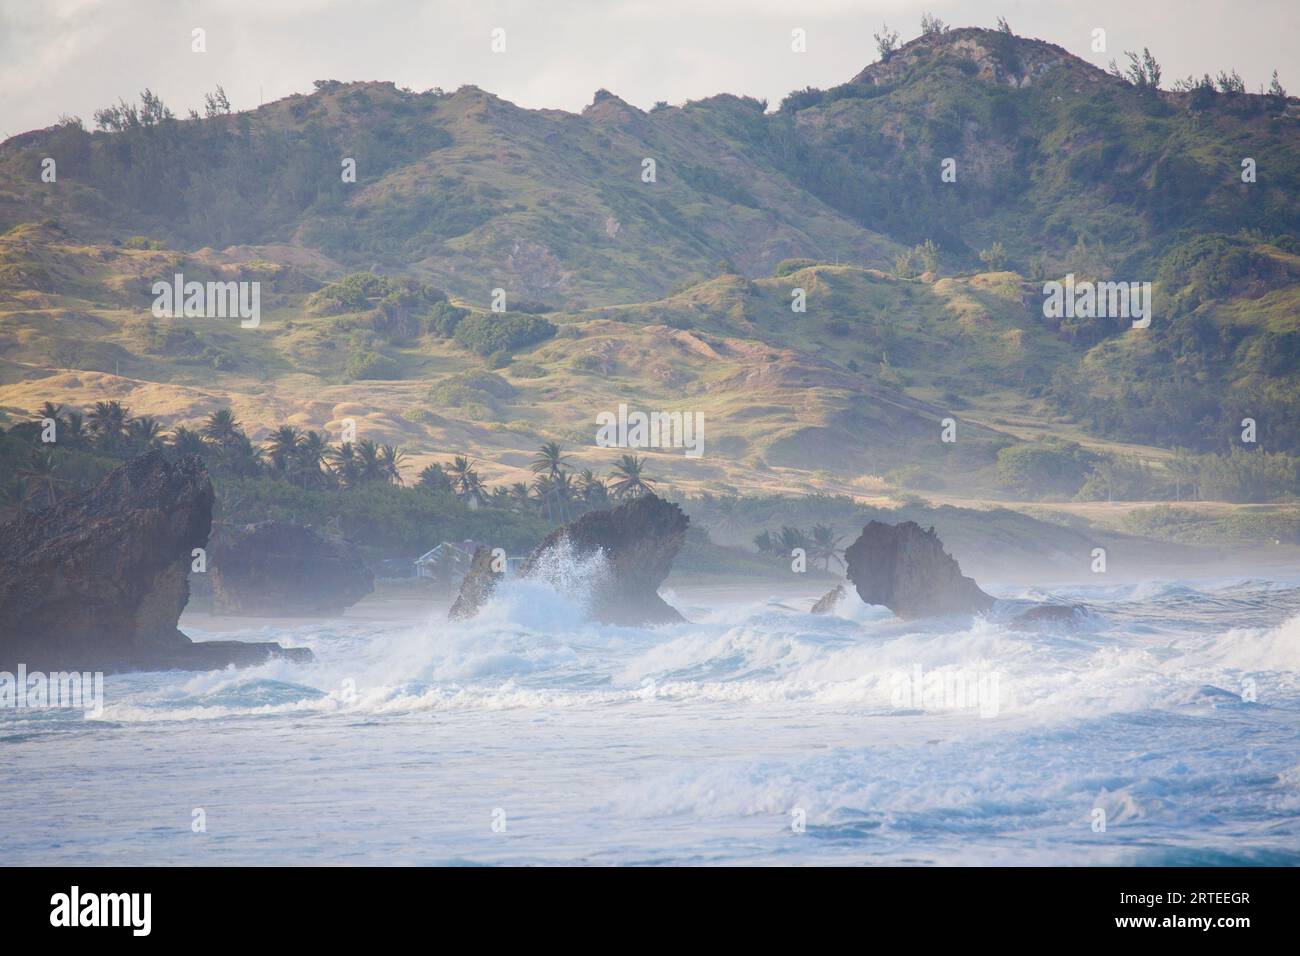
top-left (811, 585), bottom-right (845, 615)
top-left (843, 520), bottom-right (995, 618)
top-left (448, 546), bottom-right (504, 620)
top-left (0, 451), bottom-right (311, 672)
top-left (209, 520), bottom-right (373, 616)
top-left (1010, 603), bottom-right (1090, 629)
top-left (449, 495), bottom-right (689, 625)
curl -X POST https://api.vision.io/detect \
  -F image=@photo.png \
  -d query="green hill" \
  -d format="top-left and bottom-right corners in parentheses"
top-left (1, 24), bottom-right (1298, 536)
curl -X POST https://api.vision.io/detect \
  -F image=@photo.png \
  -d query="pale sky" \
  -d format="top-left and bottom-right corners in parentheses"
top-left (2, 0), bottom-right (1296, 139)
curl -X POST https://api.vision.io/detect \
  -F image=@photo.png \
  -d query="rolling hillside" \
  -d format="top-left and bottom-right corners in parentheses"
top-left (0, 24), bottom-right (1298, 529)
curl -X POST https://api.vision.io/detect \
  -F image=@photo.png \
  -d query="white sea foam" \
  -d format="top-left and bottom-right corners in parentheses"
top-left (6, 577), bottom-right (1300, 864)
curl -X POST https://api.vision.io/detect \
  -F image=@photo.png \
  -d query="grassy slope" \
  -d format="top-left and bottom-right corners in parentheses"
top-left (0, 27), bottom-right (1297, 566)
top-left (1, 221), bottom-right (1286, 518)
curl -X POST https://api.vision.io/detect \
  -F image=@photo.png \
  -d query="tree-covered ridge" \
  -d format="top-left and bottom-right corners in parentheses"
top-left (0, 404), bottom-right (667, 556)
top-left (1, 26), bottom-right (1294, 307)
top-left (0, 22), bottom-right (1297, 527)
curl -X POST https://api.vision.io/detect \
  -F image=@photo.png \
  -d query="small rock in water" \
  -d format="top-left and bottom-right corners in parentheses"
top-left (810, 585), bottom-right (845, 615)
top-left (1010, 603), bottom-right (1090, 629)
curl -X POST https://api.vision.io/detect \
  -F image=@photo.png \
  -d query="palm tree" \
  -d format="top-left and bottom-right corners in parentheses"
top-left (417, 463), bottom-right (452, 493)
top-left (608, 454), bottom-right (656, 499)
top-left (463, 471), bottom-right (486, 505)
top-left (778, 526), bottom-right (809, 557)
top-left (530, 441), bottom-right (572, 479)
top-left (296, 431), bottom-right (330, 488)
top-left (752, 530), bottom-right (775, 555)
top-left (125, 416), bottom-right (165, 454)
top-left (37, 401), bottom-right (65, 441)
top-left (354, 440), bottom-right (385, 483)
top-left (201, 408), bottom-right (243, 448)
top-left (447, 456), bottom-right (483, 502)
top-left (61, 410), bottom-right (87, 449)
top-left (533, 470), bottom-right (576, 521)
top-left (169, 425), bottom-right (208, 459)
top-left (552, 471), bottom-right (577, 518)
top-left (218, 432), bottom-right (264, 477)
top-left (328, 442), bottom-right (359, 487)
top-left (808, 524), bottom-right (845, 571)
top-left (87, 400), bottom-right (129, 452)
top-left (530, 476), bottom-right (556, 520)
top-left (266, 425), bottom-right (303, 478)
top-left (508, 481), bottom-right (532, 512)
top-left (18, 449), bottom-right (70, 508)
top-left (576, 468), bottom-right (609, 508)
top-left (379, 444), bottom-right (407, 485)
top-left (489, 486), bottom-right (511, 507)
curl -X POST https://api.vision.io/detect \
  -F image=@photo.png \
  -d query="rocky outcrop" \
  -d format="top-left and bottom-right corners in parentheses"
top-left (0, 451), bottom-right (311, 672)
top-left (449, 495), bottom-right (689, 625)
top-left (209, 520), bottom-right (373, 616)
top-left (810, 585), bottom-right (845, 615)
top-left (843, 520), bottom-right (995, 618)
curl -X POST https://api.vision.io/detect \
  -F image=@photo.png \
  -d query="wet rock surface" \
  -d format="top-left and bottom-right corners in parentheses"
top-left (449, 495), bottom-right (689, 625)
top-left (843, 520), bottom-right (996, 618)
top-left (0, 451), bottom-right (312, 672)
top-left (1009, 603), bottom-right (1091, 629)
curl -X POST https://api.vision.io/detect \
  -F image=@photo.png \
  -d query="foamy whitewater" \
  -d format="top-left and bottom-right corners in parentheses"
top-left (3, 571), bottom-right (1299, 865)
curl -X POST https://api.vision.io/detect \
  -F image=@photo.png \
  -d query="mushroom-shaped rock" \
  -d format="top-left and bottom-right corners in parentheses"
top-left (843, 520), bottom-right (995, 618)
top-left (449, 495), bottom-right (688, 626)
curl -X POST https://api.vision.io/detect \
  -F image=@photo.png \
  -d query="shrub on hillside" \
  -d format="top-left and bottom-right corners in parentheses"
top-left (344, 349), bottom-right (400, 380)
top-left (773, 258), bottom-right (817, 277)
top-left (996, 441), bottom-right (1097, 499)
top-left (426, 300), bottom-right (468, 337)
top-left (452, 313), bottom-right (556, 356)
top-left (309, 272), bottom-right (444, 315)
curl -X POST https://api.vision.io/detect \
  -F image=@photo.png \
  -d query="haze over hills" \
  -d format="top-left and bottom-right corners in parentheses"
top-left (1, 24), bottom-right (1298, 548)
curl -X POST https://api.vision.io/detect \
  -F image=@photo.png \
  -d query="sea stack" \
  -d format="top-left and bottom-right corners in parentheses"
top-left (449, 494), bottom-right (689, 626)
top-left (843, 520), bottom-right (996, 618)
top-left (0, 451), bottom-right (312, 672)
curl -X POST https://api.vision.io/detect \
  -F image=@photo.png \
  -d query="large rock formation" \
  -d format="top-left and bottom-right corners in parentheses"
top-left (843, 520), bottom-right (995, 618)
top-left (208, 520), bottom-right (373, 616)
top-left (449, 495), bottom-right (689, 625)
top-left (0, 451), bottom-right (312, 672)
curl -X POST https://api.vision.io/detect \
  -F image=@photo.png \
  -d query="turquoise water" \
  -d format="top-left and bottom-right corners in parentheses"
top-left (3, 574), bottom-right (1299, 865)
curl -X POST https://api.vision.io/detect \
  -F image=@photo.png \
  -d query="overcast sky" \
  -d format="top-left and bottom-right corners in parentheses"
top-left (2, 0), bottom-right (1296, 139)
